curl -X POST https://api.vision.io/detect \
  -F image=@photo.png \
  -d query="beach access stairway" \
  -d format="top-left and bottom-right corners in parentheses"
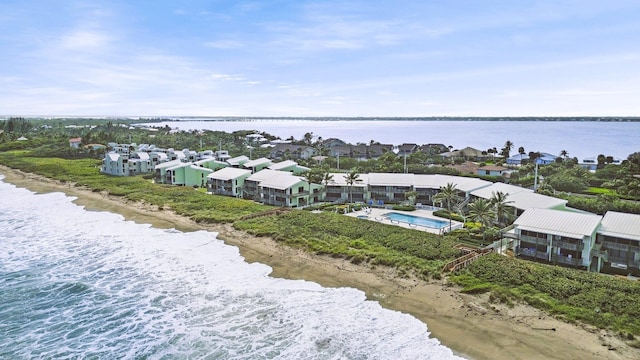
top-left (442, 244), bottom-right (494, 273)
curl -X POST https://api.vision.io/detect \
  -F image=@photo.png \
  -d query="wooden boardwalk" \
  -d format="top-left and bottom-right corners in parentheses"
top-left (442, 246), bottom-right (494, 273)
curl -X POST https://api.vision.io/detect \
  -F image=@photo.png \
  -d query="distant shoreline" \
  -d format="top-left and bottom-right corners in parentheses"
top-left (158, 116), bottom-right (640, 122)
top-left (3, 116), bottom-right (640, 122)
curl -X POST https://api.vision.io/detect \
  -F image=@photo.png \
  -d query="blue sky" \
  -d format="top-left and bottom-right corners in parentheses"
top-left (1, 0), bottom-right (639, 117)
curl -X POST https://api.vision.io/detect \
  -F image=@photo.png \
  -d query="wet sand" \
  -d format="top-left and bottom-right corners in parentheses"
top-left (1, 165), bottom-right (637, 360)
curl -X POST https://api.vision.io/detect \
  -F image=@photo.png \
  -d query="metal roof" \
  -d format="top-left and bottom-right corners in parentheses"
top-left (326, 173), bottom-right (369, 187)
top-left (514, 208), bottom-right (602, 239)
top-left (246, 169), bottom-right (283, 182)
top-left (268, 160), bottom-right (298, 170)
top-left (194, 158), bottom-right (227, 167)
top-left (243, 157), bottom-right (272, 168)
top-left (412, 174), bottom-right (491, 193)
top-left (188, 165), bottom-right (214, 173)
top-left (154, 159), bottom-right (183, 169)
top-left (227, 155), bottom-right (250, 166)
top-left (259, 172), bottom-right (305, 190)
top-left (598, 211), bottom-right (640, 241)
top-left (207, 167), bottom-right (251, 180)
top-left (507, 191), bottom-right (568, 210)
top-left (470, 182), bottom-right (532, 199)
top-left (367, 173), bottom-right (414, 186)
top-left (134, 152), bottom-right (150, 160)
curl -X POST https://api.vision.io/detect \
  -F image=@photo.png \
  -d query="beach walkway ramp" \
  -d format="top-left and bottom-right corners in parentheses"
top-left (442, 245), bottom-right (494, 273)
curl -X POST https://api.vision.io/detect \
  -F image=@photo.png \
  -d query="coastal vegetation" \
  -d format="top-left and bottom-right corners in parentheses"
top-left (2, 117), bottom-right (640, 340)
top-left (0, 151), bottom-right (270, 222)
top-left (509, 155), bottom-right (640, 214)
top-left (235, 210), bottom-right (460, 277)
top-left (3, 152), bottom-right (640, 339)
top-left (452, 254), bottom-right (640, 339)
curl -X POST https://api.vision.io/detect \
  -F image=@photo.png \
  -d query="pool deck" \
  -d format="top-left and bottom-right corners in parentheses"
top-left (344, 207), bottom-right (464, 235)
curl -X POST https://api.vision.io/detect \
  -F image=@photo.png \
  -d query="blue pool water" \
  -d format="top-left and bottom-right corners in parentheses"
top-left (383, 212), bottom-right (449, 229)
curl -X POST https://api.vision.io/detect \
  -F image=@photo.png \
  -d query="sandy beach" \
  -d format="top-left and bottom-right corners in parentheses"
top-left (1, 165), bottom-right (637, 360)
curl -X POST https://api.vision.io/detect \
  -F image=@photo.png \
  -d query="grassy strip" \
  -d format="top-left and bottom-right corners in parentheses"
top-left (234, 210), bottom-right (461, 278)
top-left (0, 152), bottom-right (270, 222)
top-left (585, 187), bottom-right (617, 195)
top-left (5, 153), bottom-right (640, 338)
top-left (451, 254), bottom-right (640, 337)
top-left (0, 152), bottom-right (461, 277)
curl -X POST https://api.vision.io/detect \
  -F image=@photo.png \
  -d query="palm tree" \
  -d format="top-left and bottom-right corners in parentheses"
top-left (344, 171), bottom-right (360, 205)
top-left (528, 151), bottom-right (541, 164)
top-left (301, 171), bottom-right (315, 207)
top-left (433, 182), bottom-right (461, 232)
top-left (502, 140), bottom-right (514, 161)
top-left (404, 190), bottom-right (418, 205)
top-left (490, 191), bottom-right (514, 227)
top-left (303, 132), bottom-right (314, 145)
top-left (560, 150), bottom-right (569, 160)
top-left (302, 169), bottom-right (324, 206)
top-left (518, 146), bottom-right (525, 165)
top-left (321, 172), bottom-right (334, 202)
top-left (468, 198), bottom-right (496, 241)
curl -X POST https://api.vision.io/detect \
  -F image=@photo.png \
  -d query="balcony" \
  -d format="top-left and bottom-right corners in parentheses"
top-left (552, 240), bottom-right (584, 251)
top-left (212, 189), bottom-right (236, 196)
top-left (516, 246), bottom-right (548, 261)
top-left (590, 247), bottom-right (609, 262)
top-left (607, 256), bottom-right (640, 269)
top-left (520, 235), bottom-right (549, 245)
top-left (603, 241), bottom-right (630, 251)
top-left (551, 254), bottom-right (582, 267)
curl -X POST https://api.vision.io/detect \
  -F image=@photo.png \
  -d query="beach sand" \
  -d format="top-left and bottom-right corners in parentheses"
top-left (1, 165), bottom-right (638, 360)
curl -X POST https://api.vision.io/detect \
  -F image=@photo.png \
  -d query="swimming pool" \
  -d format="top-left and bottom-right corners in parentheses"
top-left (383, 212), bottom-right (449, 229)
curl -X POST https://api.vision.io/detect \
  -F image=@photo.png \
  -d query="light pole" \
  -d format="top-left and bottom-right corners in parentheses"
top-left (404, 153), bottom-right (407, 173)
top-left (534, 159), bottom-right (539, 191)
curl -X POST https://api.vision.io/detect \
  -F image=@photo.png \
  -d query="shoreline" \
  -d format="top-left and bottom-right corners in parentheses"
top-left (1, 165), bottom-right (637, 360)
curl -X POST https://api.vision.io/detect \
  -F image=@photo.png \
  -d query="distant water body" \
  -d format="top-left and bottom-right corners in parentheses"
top-left (0, 176), bottom-right (462, 359)
top-left (142, 119), bottom-right (640, 161)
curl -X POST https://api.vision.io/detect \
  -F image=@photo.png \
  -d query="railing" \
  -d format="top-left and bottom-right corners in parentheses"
top-left (551, 254), bottom-right (582, 266)
top-left (602, 241), bottom-right (630, 251)
top-left (520, 235), bottom-right (549, 245)
top-left (607, 256), bottom-right (640, 268)
top-left (590, 248), bottom-right (609, 262)
top-left (442, 248), bottom-right (494, 273)
top-left (552, 240), bottom-right (583, 251)
top-left (516, 246), bottom-right (548, 260)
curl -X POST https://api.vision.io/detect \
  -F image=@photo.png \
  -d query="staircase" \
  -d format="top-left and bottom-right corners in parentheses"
top-left (441, 246), bottom-right (494, 273)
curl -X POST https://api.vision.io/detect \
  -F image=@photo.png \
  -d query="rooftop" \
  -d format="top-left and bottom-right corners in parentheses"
top-left (514, 208), bottom-right (602, 239)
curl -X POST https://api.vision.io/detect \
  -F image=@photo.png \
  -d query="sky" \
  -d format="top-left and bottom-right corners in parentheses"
top-left (1, 0), bottom-right (640, 117)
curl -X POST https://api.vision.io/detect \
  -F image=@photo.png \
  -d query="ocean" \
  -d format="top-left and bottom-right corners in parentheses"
top-left (0, 176), bottom-right (462, 360)
top-left (141, 119), bottom-right (640, 161)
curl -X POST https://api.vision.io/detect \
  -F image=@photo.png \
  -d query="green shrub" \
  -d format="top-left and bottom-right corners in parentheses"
top-left (392, 204), bottom-right (416, 211)
top-left (453, 254), bottom-right (640, 335)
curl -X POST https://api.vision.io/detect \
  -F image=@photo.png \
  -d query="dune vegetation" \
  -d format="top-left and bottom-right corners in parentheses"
top-left (2, 151), bottom-right (640, 340)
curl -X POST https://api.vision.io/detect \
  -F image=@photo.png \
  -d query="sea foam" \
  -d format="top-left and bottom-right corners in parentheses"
top-left (0, 177), bottom-right (464, 359)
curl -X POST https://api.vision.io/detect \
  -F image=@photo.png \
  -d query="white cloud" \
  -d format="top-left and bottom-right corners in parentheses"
top-left (204, 40), bottom-right (244, 49)
top-left (58, 30), bottom-right (112, 50)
